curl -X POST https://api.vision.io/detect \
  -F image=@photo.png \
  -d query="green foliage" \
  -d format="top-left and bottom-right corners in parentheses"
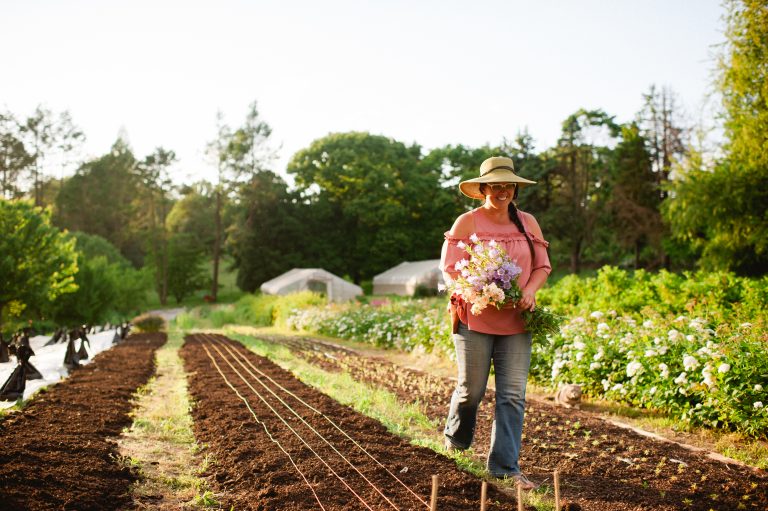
top-left (664, 1), bottom-right (768, 275)
top-left (47, 232), bottom-right (149, 326)
top-left (286, 132), bottom-right (455, 282)
top-left (131, 313), bottom-right (166, 333)
top-left (54, 138), bottom-right (145, 266)
top-left (0, 200), bottom-right (78, 329)
top-left (166, 233), bottom-right (209, 304)
top-left (173, 292), bottom-right (325, 330)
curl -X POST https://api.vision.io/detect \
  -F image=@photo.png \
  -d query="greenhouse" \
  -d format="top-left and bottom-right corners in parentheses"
top-left (372, 259), bottom-right (443, 296)
top-left (260, 268), bottom-right (363, 302)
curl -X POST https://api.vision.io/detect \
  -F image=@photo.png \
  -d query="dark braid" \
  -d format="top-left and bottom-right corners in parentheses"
top-left (508, 202), bottom-right (535, 261)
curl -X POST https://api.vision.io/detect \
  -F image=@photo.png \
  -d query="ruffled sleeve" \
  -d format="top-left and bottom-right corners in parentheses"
top-left (440, 232), bottom-right (469, 280)
top-left (531, 235), bottom-right (552, 274)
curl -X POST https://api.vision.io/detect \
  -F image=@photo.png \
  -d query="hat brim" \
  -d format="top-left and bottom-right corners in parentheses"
top-left (459, 168), bottom-right (536, 200)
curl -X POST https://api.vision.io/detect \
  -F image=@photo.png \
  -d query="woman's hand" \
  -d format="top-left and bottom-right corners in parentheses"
top-left (517, 288), bottom-right (537, 312)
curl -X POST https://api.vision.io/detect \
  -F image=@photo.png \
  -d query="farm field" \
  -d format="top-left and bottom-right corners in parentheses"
top-left (181, 333), bottom-right (522, 510)
top-left (230, 331), bottom-right (767, 511)
top-left (0, 332), bottom-right (166, 510)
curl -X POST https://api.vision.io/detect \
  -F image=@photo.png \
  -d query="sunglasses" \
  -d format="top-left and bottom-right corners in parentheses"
top-left (487, 183), bottom-right (517, 192)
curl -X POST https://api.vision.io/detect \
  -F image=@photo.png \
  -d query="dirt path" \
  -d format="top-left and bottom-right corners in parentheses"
top-left (0, 332), bottom-right (166, 511)
top-left (181, 333), bottom-right (526, 510)
top-left (256, 333), bottom-right (768, 511)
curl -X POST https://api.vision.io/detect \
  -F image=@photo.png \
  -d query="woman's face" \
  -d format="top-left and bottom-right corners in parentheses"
top-left (481, 182), bottom-right (516, 207)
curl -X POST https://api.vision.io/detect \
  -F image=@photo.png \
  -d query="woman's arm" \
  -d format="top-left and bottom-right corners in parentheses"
top-left (518, 212), bottom-right (550, 311)
top-left (440, 212), bottom-right (475, 282)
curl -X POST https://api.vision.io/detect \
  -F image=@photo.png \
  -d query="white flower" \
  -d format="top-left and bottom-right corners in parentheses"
top-left (575, 352), bottom-right (585, 361)
top-left (717, 363), bottom-right (730, 374)
top-left (590, 362), bottom-right (602, 371)
top-left (657, 345), bottom-right (669, 355)
top-left (649, 386), bottom-right (657, 395)
top-left (593, 350), bottom-right (604, 361)
top-left (469, 233), bottom-right (479, 243)
top-left (686, 334), bottom-right (695, 342)
top-left (601, 379), bottom-right (610, 391)
top-left (573, 341), bottom-right (586, 351)
top-left (668, 329), bottom-right (681, 341)
top-left (740, 322), bottom-right (752, 329)
top-left (642, 320), bottom-right (654, 328)
top-left (674, 316), bottom-right (686, 323)
top-left (658, 363), bottom-right (670, 378)
top-left (488, 239), bottom-right (497, 247)
top-left (755, 384), bottom-right (764, 392)
top-left (457, 240), bottom-right (466, 249)
top-left (590, 311), bottom-right (604, 320)
top-left (626, 361), bottom-right (643, 378)
top-left (644, 349), bottom-right (657, 358)
top-left (754, 401), bottom-right (764, 409)
top-left (608, 310), bottom-right (617, 317)
top-left (674, 372), bottom-right (688, 385)
top-left (683, 355), bottom-right (699, 371)
top-left (702, 369), bottom-right (716, 388)
top-left (611, 383), bottom-right (624, 392)
top-left (597, 322), bottom-right (609, 333)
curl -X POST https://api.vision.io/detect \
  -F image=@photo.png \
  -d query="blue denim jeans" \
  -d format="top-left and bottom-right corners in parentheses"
top-left (444, 321), bottom-right (532, 477)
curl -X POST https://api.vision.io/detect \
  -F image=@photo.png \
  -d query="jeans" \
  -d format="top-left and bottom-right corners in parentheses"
top-left (444, 321), bottom-right (532, 477)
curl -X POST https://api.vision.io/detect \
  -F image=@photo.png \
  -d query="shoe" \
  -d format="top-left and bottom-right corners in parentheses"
top-left (444, 438), bottom-right (464, 453)
top-left (511, 473), bottom-right (538, 490)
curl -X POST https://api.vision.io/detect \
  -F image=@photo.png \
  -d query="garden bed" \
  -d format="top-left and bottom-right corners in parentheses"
top-left (0, 332), bottom-right (166, 510)
top-left (257, 333), bottom-right (768, 511)
top-left (181, 333), bottom-right (524, 510)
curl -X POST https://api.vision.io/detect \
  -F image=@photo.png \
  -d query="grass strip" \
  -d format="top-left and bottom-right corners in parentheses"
top-left (118, 330), bottom-right (218, 509)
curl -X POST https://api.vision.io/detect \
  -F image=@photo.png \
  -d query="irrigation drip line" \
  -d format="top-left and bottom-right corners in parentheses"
top-left (204, 336), bottom-right (404, 511)
top-left (198, 337), bottom-right (377, 511)
top-left (206, 333), bottom-right (431, 509)
top-left (196, 338), bottom-right (327, 511)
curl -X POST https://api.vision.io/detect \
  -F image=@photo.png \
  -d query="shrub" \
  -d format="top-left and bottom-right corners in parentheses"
top-left (131, 313), bottom-right (166, 333)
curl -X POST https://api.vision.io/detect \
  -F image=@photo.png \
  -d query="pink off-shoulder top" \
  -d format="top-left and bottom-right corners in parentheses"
top-left (441, 208), bottom-right (552, 335)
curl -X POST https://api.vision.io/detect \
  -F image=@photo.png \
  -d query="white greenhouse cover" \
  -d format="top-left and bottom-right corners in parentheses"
top-left (372, 259), bottom-right (443, 296)
top-left (260, 268), bottom-right (362, 302)
top-left (0, 329), bottom-right (119, 409)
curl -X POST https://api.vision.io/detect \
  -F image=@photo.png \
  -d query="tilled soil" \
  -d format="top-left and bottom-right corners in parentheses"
top-left (257, 333), bottom-right (768, 511)
top-left (0, 332), bottom-right (166, 511)
top-left (181, 333), bottom-right (527, 510)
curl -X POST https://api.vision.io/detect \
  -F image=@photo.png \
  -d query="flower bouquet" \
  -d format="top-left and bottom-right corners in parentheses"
top-left (444, 234), bottom-right (562, 341)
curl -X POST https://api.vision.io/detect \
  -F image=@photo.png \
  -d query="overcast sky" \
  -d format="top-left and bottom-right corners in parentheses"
top-left (2, 0), bottom-right (725, 184)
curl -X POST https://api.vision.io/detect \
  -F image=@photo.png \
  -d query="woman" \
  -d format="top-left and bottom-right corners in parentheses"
top-left (440, 156), bottom-right (551, 488)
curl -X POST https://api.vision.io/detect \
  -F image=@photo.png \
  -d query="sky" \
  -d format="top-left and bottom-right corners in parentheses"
top-left (1, 0), bottom-right (726, 185)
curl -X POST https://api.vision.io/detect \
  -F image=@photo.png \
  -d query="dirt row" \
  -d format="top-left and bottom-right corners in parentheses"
top-left (257, 333), bottom-right (768, 511)
top-left (181, 333), bottom-right (526, 510)
top-left (0, 332), bottom-right (166, 511)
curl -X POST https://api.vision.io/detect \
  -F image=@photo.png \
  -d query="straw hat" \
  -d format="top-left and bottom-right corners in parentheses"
top-left (459, 156), bottom-right (536, 200)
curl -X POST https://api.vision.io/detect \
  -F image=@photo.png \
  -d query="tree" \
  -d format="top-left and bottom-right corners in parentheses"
top-left (166, 233), bottom-right (209, 304)
top-left (664, 0), bottom-right (768, 275)
top-left (0, 200), bottom-right (78, 331)
top-left (54, 138), bottom-right (144, 265)
top-left (607, 123), bottom-right (662, 268)
top-left (167, 182), bottom-right (216, 255)
top-left (21, 106), bottom-right (84, 206)
top-left (137, 148), bottom-right (177, 305)
top-left (47, 232), bottom-right (149, 325)
top-left (287, 132), bottom-right (449, 282)
top-left (545, 110), bottom-right (620, 273)
top-left (0, 112), bottom-right (33, 199)
top-left (206, 102), bottom-right (275, 300)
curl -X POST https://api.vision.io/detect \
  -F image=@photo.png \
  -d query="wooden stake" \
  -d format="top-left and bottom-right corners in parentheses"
top-left (554, 470), bottom-right (561, 511)
top-left (517, 481), bottom-right (524, 511)
top-left (430, 474), bottom-right (439, 511)
top-left (480, 480), bottom-right (487, 511)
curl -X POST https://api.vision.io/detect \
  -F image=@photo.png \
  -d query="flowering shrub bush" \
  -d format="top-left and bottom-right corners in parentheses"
top-left (530, 311), bottom-right (768, 437)
top-left (286, 298), bottom-right (455, 358)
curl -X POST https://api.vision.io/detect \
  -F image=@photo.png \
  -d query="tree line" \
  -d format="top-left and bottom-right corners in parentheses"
top-left (1, 0), bottom-right (765, 331)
